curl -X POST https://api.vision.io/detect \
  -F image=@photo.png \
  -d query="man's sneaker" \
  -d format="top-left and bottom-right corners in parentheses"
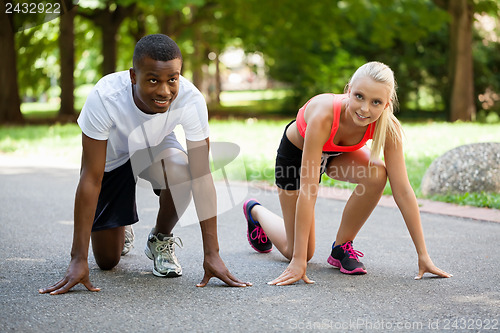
top-left (144, 230), bottom-right (183, 277)
top-left (243, 199), bottom-right (272, 253)
top-left (327, 241), bottom-right (367, 275)
top-left (121, 225), bottom-right (135, 256)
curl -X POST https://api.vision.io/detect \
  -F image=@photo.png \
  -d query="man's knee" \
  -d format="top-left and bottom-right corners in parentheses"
top-left (163, 154), bottom-right (191, 185)
top-left (95, 255), bottom-right (120, 271)
top-left (142, 151), bottom-right (192, 188)
top-left (91, 228), bottom-right (124, 270)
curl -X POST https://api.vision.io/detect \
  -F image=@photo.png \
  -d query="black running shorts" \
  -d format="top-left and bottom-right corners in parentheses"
top-left (92, 132), bottom-right (185, 232)
top-left (275, 120), bottom-right (342, 191)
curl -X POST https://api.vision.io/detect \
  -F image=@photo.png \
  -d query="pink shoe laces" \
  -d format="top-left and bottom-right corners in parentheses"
top-left (341, 241), bottom-right (364, 261)
top-left (250, 226), bottom-right (268, 244)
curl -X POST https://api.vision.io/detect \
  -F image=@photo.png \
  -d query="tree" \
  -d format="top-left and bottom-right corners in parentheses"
top-left (0, 0), bottom-right (23, 123)
top-left (434, 0), bottom-right (476, 121)
top-left (218, 0), bottom-right (449, 111)
top-left (79, 0), bottom-right (136, 76)
top-left (449, 0), bottom-right (476, 121)
top-left (470, 0), bottom-right (500, 119)
top-left (59, 0), bottom-right (77, 118)
top-left (137, 0), bottom-right (224, 102)
top-left (473, 9), bottom-right (500, 118)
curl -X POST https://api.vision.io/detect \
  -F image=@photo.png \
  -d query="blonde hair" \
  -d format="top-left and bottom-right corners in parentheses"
top-left (345, 61), bottom-right (403, 161)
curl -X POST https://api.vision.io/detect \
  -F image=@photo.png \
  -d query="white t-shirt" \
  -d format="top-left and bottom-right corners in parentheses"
top-left (78, 71), bottom-right (209, 172)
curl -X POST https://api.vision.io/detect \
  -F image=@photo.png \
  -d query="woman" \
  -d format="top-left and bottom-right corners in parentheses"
top-left (243, 61), bottom-right (451, 285)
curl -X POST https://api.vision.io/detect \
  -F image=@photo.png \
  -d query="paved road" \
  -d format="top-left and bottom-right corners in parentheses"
top-left (1, 165), bottom-right (499, 332)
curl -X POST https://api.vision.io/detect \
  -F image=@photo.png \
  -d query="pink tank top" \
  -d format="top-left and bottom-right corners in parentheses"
top-left (296, 93), bottom-right (375, 152)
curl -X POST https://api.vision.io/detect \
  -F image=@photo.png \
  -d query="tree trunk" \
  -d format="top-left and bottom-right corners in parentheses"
top-left (0, 1), bottom-right (23, 123)
top-left (192, 26), bottom-right (204, 93)
top-left (129, 7), bottom-right (146, 43)
top-left (214, 53), bottom-right (221, 105)
top-left (81, 3), bottom-right (135, 76)
top-left (58, 2), bottom-right (76, 117)
top-left (448, 0), bottom-right (476, 121)
top-left (100, 20), bottom-right (119, 75)
top-left (158, 11), bottom-right (182, 38)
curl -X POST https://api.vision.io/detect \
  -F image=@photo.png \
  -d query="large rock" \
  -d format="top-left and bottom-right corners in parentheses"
top-left (421, 142), bottom-right (500, 196)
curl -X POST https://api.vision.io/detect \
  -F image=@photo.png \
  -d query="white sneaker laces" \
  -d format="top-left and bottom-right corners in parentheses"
top-left (156, 237), bottom-right (183, 260)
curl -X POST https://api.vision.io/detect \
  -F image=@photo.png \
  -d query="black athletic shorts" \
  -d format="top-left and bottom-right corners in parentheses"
top-left (275, 120), bottom-right (342, 191)
top-left (92, 132), bottom-right (185, 232)
top-left (92, 159), bottom-right (139, 232)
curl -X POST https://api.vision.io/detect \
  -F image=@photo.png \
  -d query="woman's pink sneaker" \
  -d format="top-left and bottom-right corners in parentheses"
top-left (243, 199), bottom-right (272, 253)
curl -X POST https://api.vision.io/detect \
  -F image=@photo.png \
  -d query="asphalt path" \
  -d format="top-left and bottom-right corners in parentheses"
top-left (1, 165), bottom-right (499, 332)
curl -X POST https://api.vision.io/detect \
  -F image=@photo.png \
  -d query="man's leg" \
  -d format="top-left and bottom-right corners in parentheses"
top-left (139, 147), bottom-right (192, 233)
top-left (139, 148), bottom-right (192, 277)
top-left (90, 160), bottom-right (139, 269)
top-left (91, 227), bottom-right (125, 270)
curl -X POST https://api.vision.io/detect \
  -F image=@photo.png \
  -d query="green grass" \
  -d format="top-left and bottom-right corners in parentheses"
top-left (429, 192), bottom-right (500, 209)
top-left (322, 122), bottom-right (500, 208)
top-left (210, 90), bottom-right (296, 118)
top-left (20, 84), bottom-right (93, 119)
top-left (3, 99), bottom-right (499, 209)
top-left (209, 119), bottom-right (500, 209)
top-left (220, 89), bottom-right (292, 104)
top-left (0, 123), bottom-right (82, 163)
top-left (21, 102), bottom-right (59, 119)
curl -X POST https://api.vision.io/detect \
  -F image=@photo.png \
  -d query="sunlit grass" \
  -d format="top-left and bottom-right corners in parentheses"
top-left (2, 107), bottom-right (499, 208)
top-left (21, 102), bottom-right (59, 119)
top-left (402, 121), bottom-right (499, 196)
top-left (220, 89), bottom-right (292, 105)
top-left (321, 121), bottom-right (500, 207)
top-left (0, 123), bottom-right (82, 163)
top-left (209, 119), bottom-right (500, 208)
top-left (20, 84), bottom-right (93, 119)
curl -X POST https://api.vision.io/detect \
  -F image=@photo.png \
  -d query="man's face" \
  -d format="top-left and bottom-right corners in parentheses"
top-left (130, 56), bottom-right (182, 114)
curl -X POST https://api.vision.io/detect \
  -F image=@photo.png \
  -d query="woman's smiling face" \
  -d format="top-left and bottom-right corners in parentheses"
top-left (347, 76), bottom-right (391, 126)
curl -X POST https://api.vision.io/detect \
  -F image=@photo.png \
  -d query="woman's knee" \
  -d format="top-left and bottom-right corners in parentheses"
top-left (306, 249), bottom-right (315, 262)
top-left (363, 162), bottom-right (387, 190)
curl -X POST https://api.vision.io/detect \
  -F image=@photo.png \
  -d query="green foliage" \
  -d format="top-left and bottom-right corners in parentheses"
top-left (0, 123), bottom-right (81, 161)
top-left (1, 119), bottom-right (499, 209)
top-left (429, 192), bottom-right (500, 210)
top-left (15, 19), bottom-right (59, 98)
top-left (215, 0), bottom-right (451, 110)
top-left (74, 16), bottom-right (102, 85)
top-left (473, 0), bottom-right (500, 13)
top-left (473, 12), bottom-right (500, 117)
top-left (19, 83), bottom-right (91, 118)
top-left (10, 0), bottom-right (500, 120)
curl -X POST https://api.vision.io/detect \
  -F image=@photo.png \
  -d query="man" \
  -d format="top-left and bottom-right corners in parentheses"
top-left (39, 34), bottom-right (250, 295)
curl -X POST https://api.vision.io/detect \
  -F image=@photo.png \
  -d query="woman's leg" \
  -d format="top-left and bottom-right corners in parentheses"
top-left (251, 188), bottom-right (315, 261)
top-left (325, 146), bottom-right (387, 244)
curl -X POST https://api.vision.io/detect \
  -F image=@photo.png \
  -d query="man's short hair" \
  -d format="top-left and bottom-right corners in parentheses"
top-left (133, 34), bottom-right (183, 68)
